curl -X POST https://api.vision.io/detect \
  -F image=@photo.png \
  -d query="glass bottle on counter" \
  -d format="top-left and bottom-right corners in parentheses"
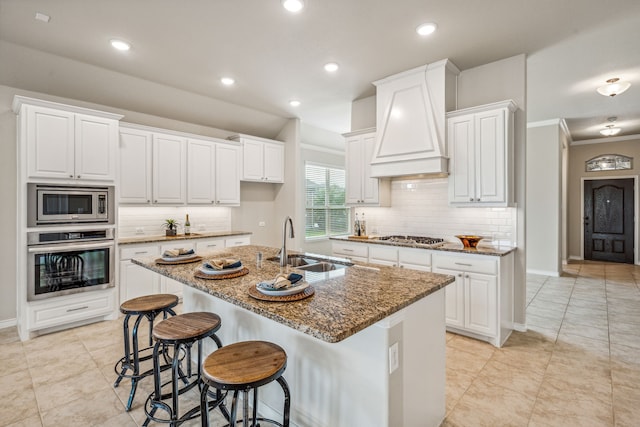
top-left (184, 214), bottom-right (191, 235)
top-left (354, 213), bottom-right (361, 236)
top-left (360, 213), bottom-right (366, 236)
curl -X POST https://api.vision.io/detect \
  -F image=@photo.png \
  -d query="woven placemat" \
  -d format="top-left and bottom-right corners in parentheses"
top-left (194, 267), bottom-right (250, 280)
top-left (247, 284), bottom-right (315, 302)
top-left (155, 256), bottom-right (203, 265)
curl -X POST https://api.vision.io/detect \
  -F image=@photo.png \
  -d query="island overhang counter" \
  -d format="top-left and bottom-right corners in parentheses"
top-left (133, 244), bottom-right (455, 427)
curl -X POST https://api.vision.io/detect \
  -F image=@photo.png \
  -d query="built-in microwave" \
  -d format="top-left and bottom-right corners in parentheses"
top-left (27, 183), bottom-right (115, 227)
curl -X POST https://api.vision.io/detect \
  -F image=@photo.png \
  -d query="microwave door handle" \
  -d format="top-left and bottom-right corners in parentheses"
top-left (28, 241), bottom-right (115, 253)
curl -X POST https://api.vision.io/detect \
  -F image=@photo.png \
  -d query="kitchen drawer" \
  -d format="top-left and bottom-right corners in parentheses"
top-left (225, 236), bottom-right (251, 247)
top-left (369, 245), bottom-right (398, 264)
top-left (398, 247), bottom-right (431, 267)
top-left (432, 254), bottom-right (497, 275)
top-left (28, 289), bottom-right (115, 330)
top-left (196, 238), bottom-right (225, 253)
top-left (120, 244), bottom-right (160, 261)
top-left (332, 241), bottom-right (368, 258)
top-left (161, 241), bottom-right (195, 253)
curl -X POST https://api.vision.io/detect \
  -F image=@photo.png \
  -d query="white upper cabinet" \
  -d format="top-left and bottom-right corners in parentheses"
top-left (119, 128), bottom-right (152, 203)
top-left (371, 59), bottom-right (459, 178)
top-left (447, 100), bottom-right (517, 207)
top-left (187, 139), bottom-right (240, 206)
top-left (344, 129), bottom-right (390, 206)
top-left (14, 97), bottom-right (122, 182)
top-left (230, 134), bottom-right (285, 183)
top-left (152, 133), bottom-right (187, 204)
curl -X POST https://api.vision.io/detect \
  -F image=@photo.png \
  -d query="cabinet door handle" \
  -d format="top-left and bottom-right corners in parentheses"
top-left (77, 175), bottom-right (81, 178)
top-left (147, 200), bottom-right (150, 203)
top-left (69, 174), bottom-right (74, 178)
top-left (67, 306), bottom-right (89, 312)
top-left (469, 198), bottom-right (474, 202)
top-left (455, 262), bottom-right (472, 267)
top-left (458, 273), bottom-right (463, 277)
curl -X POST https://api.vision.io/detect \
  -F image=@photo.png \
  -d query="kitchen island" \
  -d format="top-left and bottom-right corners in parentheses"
top-left (133, 244), bottom-right (455, 427)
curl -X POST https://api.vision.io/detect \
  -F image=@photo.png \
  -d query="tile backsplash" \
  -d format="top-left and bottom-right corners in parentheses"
top-left (118, 206), bottom-right (232, 237)
top-left (354, 178), bottom-right (517, 246)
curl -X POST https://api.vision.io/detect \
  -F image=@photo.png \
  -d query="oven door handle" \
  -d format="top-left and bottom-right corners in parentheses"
top-left (27, 241), bottom-right (115, 253)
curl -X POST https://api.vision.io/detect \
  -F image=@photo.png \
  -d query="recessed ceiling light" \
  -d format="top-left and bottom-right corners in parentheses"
top-left (416, 23), bottom-right (437, 36)
top-left (110, 39), bottom-right (131, 51)
top-left (289, 100), bottom-right (301, 107)
top-left (221, 77), bottom-right (235, 86)
top-left (282, 0), bottom-right (304, 13)
top-left (596, 77), bottom-right (631, 97)
top-left (324, 62), bottom-right (339, 73)
top-left (34, 12), bottom-right (50, 23)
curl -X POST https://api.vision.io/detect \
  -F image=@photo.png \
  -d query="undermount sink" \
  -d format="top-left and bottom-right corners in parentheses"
top-left (266, 254), bottom-right (317, 267)
top-left (295, 262), bottom-right (347, 272)
top-left (266, 254), bottom-right (352, 271)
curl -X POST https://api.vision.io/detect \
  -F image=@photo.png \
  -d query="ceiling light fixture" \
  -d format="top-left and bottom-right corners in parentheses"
top-left (324, 62), bottom-right (339, 73)
top-left (282, 0), bottom-right (304, 13)
top-left (289, 100), bottom-right (301, 107)
top-left (597, 78), bottom-right (631, 97)
top-left (110, 39), bottom-right (131, 51)
top-left (416, 22), bottom-right (437, 36)
top-left (34, 12), bottom-right (51, 23)
top-left (221, 77), bottom-right (235, 86)
top-left (600, 116), bottom-right (622, 136)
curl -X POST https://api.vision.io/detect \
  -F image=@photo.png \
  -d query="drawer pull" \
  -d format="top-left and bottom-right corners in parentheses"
top-left (342, 249), bottom-right (354, 252)
top-left (207, 244), bottom-right (219, 247)
top-left (67, 306), bottom-right (89, 313)
top-left (454, 262), bottom-right (472, 267)
top-left (134, 251), bottom-right (148, 254)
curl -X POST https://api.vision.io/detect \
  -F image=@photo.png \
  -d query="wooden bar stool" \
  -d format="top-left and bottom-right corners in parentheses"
top-left (200, 341), bottom-right (291, 427)
top-left (144, 312), bottom-right (227, 426)
top-left (114, 294), bottom-right (179, 411)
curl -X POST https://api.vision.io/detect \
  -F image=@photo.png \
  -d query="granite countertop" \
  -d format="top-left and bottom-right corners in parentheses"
top-left (331, 236), bottom-right (516, 257)
top-left (132, 245), bottom-right (455, 343)
top-left (119, 230), bottom-right (252, 245)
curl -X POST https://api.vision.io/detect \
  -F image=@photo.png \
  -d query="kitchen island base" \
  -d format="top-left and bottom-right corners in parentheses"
top-left (184, 285), bottom-right (446, 427)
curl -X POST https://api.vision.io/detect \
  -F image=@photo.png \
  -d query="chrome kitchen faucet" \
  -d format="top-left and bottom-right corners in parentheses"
top-left (280, 216), bottom-right (295, 267)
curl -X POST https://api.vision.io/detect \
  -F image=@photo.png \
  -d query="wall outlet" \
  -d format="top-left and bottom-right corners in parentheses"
top-left (389, 342), bottom-right (399, 374)
top-left (135, 227), bottom-right (144, 235)
top-left (258, 221), bottom-right (266, 227)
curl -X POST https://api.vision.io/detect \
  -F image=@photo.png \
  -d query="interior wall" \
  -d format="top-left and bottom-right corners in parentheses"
top-left (298, 123), bottom-right (346, 255)
top-left (350, 96), bottom-right (376, 131)
top-left (456, 54), bottom-right (527, 328)
top-left (0, 86), bottom-right (18, 324)
top-left (526, 123), bottom-right (563, 276)
top-left (273, 119), bottom-right (302, 251)
top-left (567, 138), bottom-right (640, 261)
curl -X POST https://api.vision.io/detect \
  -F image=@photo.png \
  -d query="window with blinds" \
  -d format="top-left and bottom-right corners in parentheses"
top-left (305, 163), bottom-right (349, 239)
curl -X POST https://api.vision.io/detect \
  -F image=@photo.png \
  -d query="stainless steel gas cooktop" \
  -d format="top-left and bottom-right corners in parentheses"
top-left (376, 235), bottom-right (445, 248)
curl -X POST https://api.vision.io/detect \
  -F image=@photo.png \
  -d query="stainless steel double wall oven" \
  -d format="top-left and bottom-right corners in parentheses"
top-left (26, 183), bottom-right (116, 301)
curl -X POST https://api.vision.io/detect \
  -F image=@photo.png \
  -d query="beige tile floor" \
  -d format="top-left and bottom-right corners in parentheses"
top-left (1, 260), bottom-right (639, 426)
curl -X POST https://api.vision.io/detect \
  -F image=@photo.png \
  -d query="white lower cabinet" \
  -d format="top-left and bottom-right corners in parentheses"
top-left (119, 235), bottom-right (251, 303)
top-left (368, 245), bottom-right (398, 266)
top-left (27, 288), bottom-right (116, 331)
top-left (332, 241), bottom-right (368, 263)
top-left (433, 252), bottom-right (512, 347)
top-left (119, 244), bottom-right (161, 303)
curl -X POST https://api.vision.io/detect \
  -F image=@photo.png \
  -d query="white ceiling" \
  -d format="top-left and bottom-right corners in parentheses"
top-left (1, 0), bottom-right (639, 141)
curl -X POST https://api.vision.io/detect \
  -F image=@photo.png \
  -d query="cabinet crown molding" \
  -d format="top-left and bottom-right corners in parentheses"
top-left (447, 99), bottom-right (518, 118)
top-left (12, 95), bottom-right (123, 120)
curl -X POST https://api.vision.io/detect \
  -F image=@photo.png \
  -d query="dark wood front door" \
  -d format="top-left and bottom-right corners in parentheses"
top-left (584, 178), bottom-right (634, 263)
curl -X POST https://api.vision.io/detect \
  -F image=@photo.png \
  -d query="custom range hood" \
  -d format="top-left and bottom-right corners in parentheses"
top-left (371, 59), bottom-right (459, 178)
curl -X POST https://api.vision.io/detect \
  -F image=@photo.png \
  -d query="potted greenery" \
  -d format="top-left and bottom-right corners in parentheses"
top-left (163, 219), bottom-right (179, 236)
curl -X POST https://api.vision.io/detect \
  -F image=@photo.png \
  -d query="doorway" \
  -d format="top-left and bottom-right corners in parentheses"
top-left (584, 178), bottom-right (634, 263)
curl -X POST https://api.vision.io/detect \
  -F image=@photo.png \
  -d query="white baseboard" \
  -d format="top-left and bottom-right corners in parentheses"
top-left (568, 255), bottom-right (583, 261)
top-left (0, 318), bottom-right (17, 330)
top-left (513, 322), bottom-right (527, 332)
top-left (526, 268), bottom-right (561, 277)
